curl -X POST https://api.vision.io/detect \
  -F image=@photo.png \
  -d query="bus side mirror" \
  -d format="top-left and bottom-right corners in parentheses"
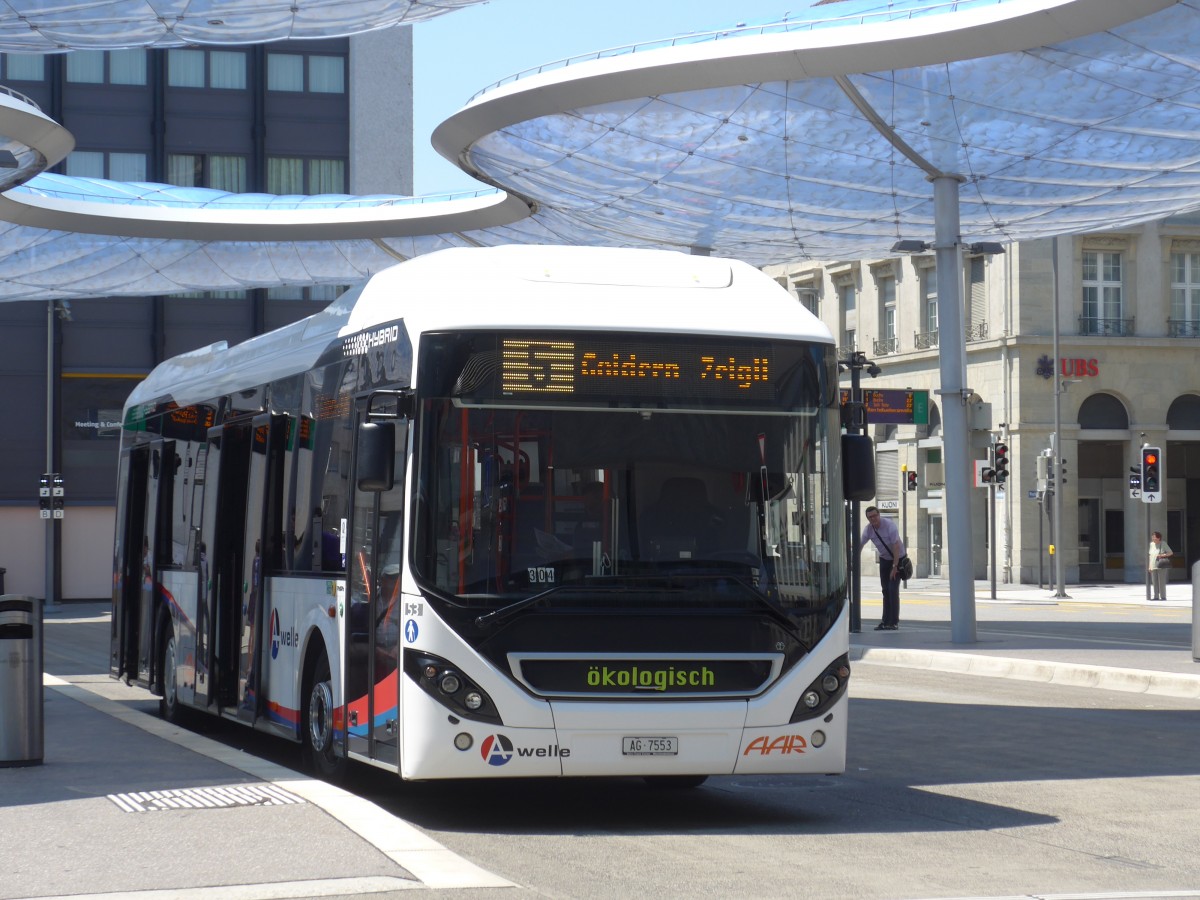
top-left (357, 422), bottom-right (395, 492)
top-left (842, 433), bottom-right (876, 502)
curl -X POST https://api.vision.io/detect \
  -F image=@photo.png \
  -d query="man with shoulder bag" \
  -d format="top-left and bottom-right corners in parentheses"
top-left (859, 506), bottom-right (907, 630)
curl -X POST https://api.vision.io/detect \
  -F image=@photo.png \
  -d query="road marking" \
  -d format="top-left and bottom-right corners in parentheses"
top-left (44, 676), bottom-right (514, 891)
top-left (13, 875), bottom-right (425, 899)
top-left (108, 784), bottom-right (306, 812)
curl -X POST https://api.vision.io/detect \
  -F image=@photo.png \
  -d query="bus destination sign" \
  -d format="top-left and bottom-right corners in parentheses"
top-left (499, 337), bottom-right (777, 402)
top-left (839, 388), bottom-right (929, 425)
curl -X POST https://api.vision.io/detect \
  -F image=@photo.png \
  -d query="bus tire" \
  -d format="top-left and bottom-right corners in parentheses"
top-left (158, 622), bottom-right (187, 725)
top-left (643, 775), bottom-right (708, 789)
top-left (303, 650), bottom-right (345, 780)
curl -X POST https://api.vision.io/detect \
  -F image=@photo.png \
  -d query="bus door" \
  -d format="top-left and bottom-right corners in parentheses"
top-left (346, 396), bottom-right (409, 765)
top-left (197, 421), bottom-right (252, 711)
top-left (237, 414), bottom-right (287, 723)
top-left (111, 442), bottom-right (158, 684)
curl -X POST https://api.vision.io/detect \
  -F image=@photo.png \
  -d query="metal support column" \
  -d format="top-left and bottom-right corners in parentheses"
top-left (932, 174), bottom-right (977, 643)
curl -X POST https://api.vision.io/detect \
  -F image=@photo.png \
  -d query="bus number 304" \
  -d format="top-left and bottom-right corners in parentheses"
top-left (528, 567), bottom-right (556, 583)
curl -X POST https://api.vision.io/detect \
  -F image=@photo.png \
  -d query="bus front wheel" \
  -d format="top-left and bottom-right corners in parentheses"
top-left (303, 651), bottom-right (345, 780)
top-left (158, 624), bottom-right (188, 725)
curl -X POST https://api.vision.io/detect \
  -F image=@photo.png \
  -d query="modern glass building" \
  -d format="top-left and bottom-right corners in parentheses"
top-left (0, 32), bottom-right (414, 598)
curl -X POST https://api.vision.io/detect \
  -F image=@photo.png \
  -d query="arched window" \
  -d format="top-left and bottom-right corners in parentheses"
top-left (1166, 394), bottom-right (1200, 430)
top-left (1078, 393), bottom-right (1129, 429)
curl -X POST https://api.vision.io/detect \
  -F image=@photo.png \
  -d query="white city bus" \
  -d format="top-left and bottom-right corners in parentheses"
top-left (111, 245), bottom-right (874, 785)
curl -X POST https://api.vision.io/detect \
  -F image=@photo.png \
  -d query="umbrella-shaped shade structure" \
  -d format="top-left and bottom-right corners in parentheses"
top-left (0, 1), bottom-right (486, 51)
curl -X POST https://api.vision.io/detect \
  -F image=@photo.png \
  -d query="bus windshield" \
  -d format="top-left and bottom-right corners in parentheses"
top-left (412, 331), bottom-right (845, 617)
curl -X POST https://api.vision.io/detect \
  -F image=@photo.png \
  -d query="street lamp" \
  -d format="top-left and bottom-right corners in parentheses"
top-left (838, 349), bottom-right (879, 633)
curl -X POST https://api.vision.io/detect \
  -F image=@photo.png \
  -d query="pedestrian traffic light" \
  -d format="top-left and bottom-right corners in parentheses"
top-left (1141, 447), bottom-right (1161, 494)
top-left (906, 471), bottom-right (918, 492)
top-left (993, 441), bottom-right (1008, 484)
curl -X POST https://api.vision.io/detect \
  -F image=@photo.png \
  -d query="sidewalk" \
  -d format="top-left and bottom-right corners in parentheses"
top-left (852, 577), bottom-right (1200, 699)
top-left (1, 603), bottom-right (512, 900)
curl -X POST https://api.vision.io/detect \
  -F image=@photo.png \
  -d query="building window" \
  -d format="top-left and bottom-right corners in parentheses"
top-left (837, 281), bottom-right (853, 317)
top-left (209, 156), bottom-right (246, 192)
top-left (268, 52), bottom-right (346, 93)
top-left (209, 50), bottom-right (246, 89)
top-left (267, 157), bottom-right (347, 194)
top-left (1081, 250), bottom-right (1124, 334)
top-left (65, 151), bottom-right (105, 179)
top-left (875, 276), bottom-right (897, 354)
top-left (65, 150), bottom-right (147, 181)
top-left (268, 158), bottom-right (304, 194)
top-left (268, 54), bottom-right (305, 91)
top-left (167, 154), bottom-right (247, 191)
top-left (66, 51), bottom-right (105, 83)
top-left (109, 152), bottom-right (147, 181)
top-left (795, 282), bottom-right (818, 316)
top-left (167, 48), bottom-right (245, 89)
top-left (172, 289), bottom-right (249, 300)
top-left (4, 53), bottom-right (44, 80)
top-left (308, 55), bottom-right (345, 93)
top-left (266, 285), bottom-right (348, 302)
top-left (921, 267), bottom-right (938, 334)
top-left (65, 49), bottom-right (147, 85)
top-left (110, 49), bottom-right (147, 85)
top-left (168, 49), bottom-right (206, 87)
top-left (1170, 251), bottom-right (1200, 336)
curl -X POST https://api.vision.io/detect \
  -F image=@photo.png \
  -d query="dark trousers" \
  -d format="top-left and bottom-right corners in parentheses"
top-left (878, 559), bottom-right (901, 626)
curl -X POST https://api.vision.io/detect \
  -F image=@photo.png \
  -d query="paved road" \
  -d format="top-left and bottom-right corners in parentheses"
top-left (5, 597), bottom-right (1199, 900)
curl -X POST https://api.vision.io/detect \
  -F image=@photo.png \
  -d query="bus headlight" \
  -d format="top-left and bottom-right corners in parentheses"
top-left (810, 730), bottom-right (826, 748)
top-left (790, 654), bottom-right (851, 723)
top-left (404, 651), bottom-right (501, 724)
top-left (454, 732), bottom-right (474, 751)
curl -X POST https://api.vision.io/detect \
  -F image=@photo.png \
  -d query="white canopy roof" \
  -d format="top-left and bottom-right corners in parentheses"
top-left (0, 0), bottom-right (1197, 299)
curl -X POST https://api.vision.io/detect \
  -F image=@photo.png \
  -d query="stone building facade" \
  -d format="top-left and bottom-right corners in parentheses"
top-left (764, 216), bottom-right (1200, 586)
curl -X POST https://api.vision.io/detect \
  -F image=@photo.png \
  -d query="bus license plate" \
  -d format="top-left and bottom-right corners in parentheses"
top-left (622, 736), bottom-right (678, 756)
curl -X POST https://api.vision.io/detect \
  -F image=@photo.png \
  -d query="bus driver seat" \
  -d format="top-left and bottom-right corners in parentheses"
top-left (640, 476), bottom-right (723, 560)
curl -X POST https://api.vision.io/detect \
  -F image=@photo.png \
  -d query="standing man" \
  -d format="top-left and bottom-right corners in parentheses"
top-left (1148, 530), bottom-right (1173, 601)
top-left (860, 506), bottom-right (906, 631)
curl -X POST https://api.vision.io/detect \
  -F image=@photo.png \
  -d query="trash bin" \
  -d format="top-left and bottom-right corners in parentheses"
top-left (0, 595), bottom-right (43, 766)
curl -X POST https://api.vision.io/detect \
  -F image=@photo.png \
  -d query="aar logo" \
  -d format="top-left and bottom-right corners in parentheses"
top-left (480, 733), bottom-right (514, 766)
top-left (270, 609), bottom-right (281, 659)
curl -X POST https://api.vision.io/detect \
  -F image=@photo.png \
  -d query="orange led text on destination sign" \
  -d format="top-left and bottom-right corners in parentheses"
top-left (580, 353), bottom-right (768, 388)
top-left (502, 339), bottom-right (771, 392)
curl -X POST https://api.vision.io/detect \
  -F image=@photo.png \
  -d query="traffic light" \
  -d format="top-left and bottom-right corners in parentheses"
top-left (906, 471), bottom-right (918, 492)
top-left (993, 441), bottom-right (1008, 484)
top-left (1036, 454), bottom-right (1051, 492)
top-left (1141, 447), bottom-right (1161, 493)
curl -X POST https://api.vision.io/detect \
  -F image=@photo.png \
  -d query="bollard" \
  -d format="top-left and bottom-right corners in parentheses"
top-left (1193, 561), bottom-right (1200, 663)
top-left (0, 595), bottom-right (43, 766)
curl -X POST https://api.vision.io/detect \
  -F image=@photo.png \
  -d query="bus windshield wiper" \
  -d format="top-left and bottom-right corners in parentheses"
top-left (474, 583), bottom-right (576, 630)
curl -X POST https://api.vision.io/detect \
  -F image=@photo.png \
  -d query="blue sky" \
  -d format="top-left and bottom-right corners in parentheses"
top-left (411, 1), bottom-right (822, 195)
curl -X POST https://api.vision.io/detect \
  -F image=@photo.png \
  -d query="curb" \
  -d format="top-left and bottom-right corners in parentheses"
top-left (849, 646), bottom-right (1200, 700)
